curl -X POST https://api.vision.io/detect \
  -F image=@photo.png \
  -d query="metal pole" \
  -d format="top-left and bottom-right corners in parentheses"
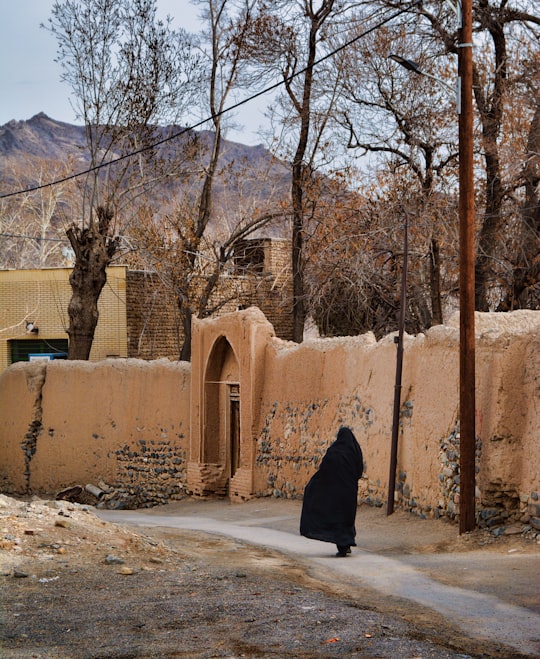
top-left (458, 0), bottom-right (476, 533)
top-left (387, 214), bottom-right (408, 515)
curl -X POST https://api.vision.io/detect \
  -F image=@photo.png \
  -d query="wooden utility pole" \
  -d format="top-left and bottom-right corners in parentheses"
top-left (458, 0), bottom-right (476, 534)
top-left (387, 214), bottom-right (408, 516)
top-left (389, 0), bottom-right (476, 531)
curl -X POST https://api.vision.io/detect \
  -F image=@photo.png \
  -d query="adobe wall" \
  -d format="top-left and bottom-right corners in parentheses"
top-left (0, 358), bottom-right (191, 507)
top-left (252, 310), bottom-right (540, 526)
top-left (0, 309), bottom-right (538, 527)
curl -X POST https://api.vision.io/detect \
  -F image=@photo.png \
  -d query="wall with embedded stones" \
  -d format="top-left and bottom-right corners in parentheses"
top-left (0, 309), bottom-right (538, 529)
top-left (0, 358), bottom-right (191, 508)
top-left (251, 310), bottom-right (540, 530)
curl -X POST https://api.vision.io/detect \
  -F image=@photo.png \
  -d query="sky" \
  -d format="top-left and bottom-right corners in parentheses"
top-left (0, 0), bottom-right (267, 145)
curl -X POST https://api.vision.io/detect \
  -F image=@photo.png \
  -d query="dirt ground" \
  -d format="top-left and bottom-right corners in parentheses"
top-left (1, 494), bottom-right (537, 659)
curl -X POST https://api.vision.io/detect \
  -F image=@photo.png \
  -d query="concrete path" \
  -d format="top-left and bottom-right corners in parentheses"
top-left (97, 498), bottom-right (540, 657)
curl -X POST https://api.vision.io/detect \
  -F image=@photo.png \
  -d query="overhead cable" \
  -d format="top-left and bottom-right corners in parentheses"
top-left (0, 1), bottom-right (420, 200)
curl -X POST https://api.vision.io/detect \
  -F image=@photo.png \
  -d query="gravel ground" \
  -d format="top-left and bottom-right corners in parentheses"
top-left (0, 495), bottom-right (532, 658)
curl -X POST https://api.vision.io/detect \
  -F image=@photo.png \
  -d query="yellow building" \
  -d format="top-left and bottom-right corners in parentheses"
top-left (0, 266), bottom-right (128, 371)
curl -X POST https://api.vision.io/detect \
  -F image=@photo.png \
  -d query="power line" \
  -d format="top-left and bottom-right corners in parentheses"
top-left (0, 2), bottom-right (419, 201)
top-left (0, 232), bottom-right (69, 243)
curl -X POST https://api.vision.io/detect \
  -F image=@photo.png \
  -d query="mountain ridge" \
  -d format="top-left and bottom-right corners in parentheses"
top-left (0, 113), bottom-right (290, 200)
top-left (0, 114), bottom-right (291, 266)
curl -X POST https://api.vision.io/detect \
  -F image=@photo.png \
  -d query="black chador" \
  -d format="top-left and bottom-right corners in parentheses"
top-left (300, 426), bottom-right (364, 557)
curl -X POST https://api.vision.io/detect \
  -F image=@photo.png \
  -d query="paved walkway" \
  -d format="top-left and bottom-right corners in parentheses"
top-left (97, 498), bottom-right (540, 657)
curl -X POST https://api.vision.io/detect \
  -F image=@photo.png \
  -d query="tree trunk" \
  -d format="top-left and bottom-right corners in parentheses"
top-left (291, 163), bottom-right (306, 343)
top-left (472, 20), bottom-right (506, 311)
top-left (180, 306), bottom-right (192, 362)
top-left (290, 13), bottom-right (320, 343)
top-left (429, 238), bottom-right (443, 325)
top-left (66, 209), bottom-right (119, 360)
top-left (498, 97), bottom-right (540, 310)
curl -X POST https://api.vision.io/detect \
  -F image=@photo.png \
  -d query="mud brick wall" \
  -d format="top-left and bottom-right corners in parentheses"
top-left (0, 358), bottom-right (191, 505)
top-left (1, 309), bottom-right (538, 527)
top-left (250, 312), bottom-right (540, 527)
top-left (251, 239), bottom-right (294, 341)
top-left (208, 238), bottom-right (294, 341)
top-left (126, 271), bottom-right (182, 360)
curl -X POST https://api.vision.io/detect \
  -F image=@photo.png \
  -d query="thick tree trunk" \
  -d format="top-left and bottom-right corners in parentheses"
top-left (66, 209), bottom-right (119, 360)
top-left (67, 272), bottom-right (104, 360)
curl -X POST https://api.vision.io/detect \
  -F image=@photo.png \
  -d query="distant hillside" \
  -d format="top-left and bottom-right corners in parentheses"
top-left (0, 113), bottom-right (89, 163)
top-left (0, 113), bottom-right (291, 230)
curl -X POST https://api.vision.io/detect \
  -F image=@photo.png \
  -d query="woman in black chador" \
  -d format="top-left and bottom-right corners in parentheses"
top-left (300, 426), bottom-right (364, 557)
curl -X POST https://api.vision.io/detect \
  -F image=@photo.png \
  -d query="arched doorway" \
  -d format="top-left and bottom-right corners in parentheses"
top-left (202, 336), bottom-right (240, 495)
top-left (188, 308), bottom-right (275, 501)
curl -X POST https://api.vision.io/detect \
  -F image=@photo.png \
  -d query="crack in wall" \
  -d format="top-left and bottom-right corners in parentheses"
top-left (21, 363), bottom-right (47, 493)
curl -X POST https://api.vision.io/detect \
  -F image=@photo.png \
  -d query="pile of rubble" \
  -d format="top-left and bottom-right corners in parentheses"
top-left (54, 480), bottom-right (186, 509)
top-left (0, 493), bottom-right (173, 580)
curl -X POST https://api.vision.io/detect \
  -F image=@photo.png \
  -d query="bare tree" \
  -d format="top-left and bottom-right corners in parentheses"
top-left (337, 20), bottom-right (459, 329)
top-left (46, 0), bottom-right (199, 359)
top-left (166, 0), bottom-right (257, 359)
top-left (244, 0), bottom-right (351, 342)
top-left (404, 0), bottom-right (540, 309)
top-left (126, 0), bottom-right (291, 360)
top-left (329, 0), bottom-right (539, 318)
